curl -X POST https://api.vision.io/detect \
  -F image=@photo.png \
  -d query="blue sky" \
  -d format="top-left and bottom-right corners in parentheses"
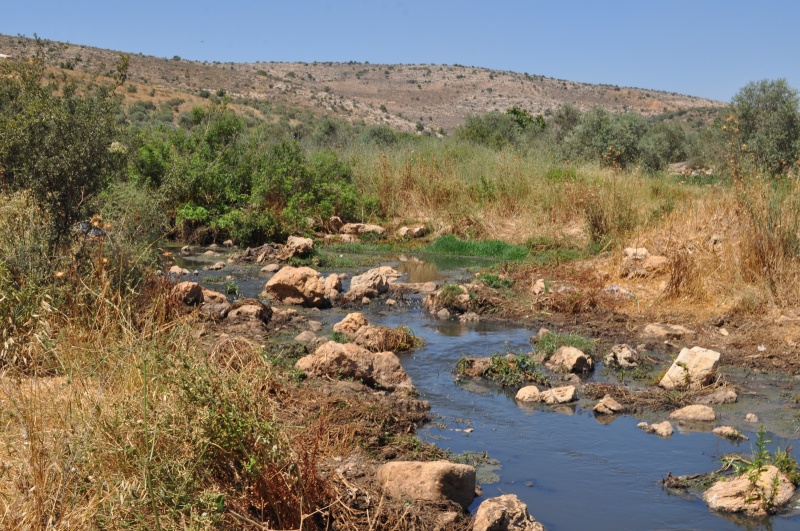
top-left (2, 1), bottom-right (798, 102)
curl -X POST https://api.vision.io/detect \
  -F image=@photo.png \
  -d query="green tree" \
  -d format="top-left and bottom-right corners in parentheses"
top-left (731, 79), bottom-right (800, 174)
top-left (0, 50), bottom-right (125, 250)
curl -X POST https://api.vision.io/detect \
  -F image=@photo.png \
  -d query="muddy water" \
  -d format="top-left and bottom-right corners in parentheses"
top-left (174, 249), bottom-right (800, 530)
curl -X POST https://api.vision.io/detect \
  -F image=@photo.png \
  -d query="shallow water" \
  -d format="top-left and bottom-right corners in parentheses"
top-left (172, 247), bottom-right (800, 530)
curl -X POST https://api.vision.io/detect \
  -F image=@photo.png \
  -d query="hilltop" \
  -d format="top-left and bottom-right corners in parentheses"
top-left (0, 34), bottom-right (724, 132)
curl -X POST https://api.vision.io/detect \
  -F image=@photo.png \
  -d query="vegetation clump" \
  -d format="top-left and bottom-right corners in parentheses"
top-left (456, 353), bottom-right (549, 387)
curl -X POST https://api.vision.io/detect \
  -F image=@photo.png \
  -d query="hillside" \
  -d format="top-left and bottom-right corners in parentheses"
top-left (0, 34), bottom-right (725, 132)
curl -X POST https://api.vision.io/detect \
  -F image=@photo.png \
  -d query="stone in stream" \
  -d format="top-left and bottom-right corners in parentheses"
top-left (603, 344), bottom-right (640, 369)
top-left (659, 346), bottom-right (720, 390)
top-left (347, 266), bottom-right (402, 300)
top-left (745, 413), bottom-right (759, 423)
top-left (375, 461), bottom-right (476, 510)
top-left (324, 273), bottom-right (342, 302)
top-left (515, 385), bottom-right (541, 403)
top-left (545, 346), bottom-right (594, 373)
top-left (638, 421), bottom-right (674, 438)
top-left (263, 266), bottom-right (330, 308)
top-left (712, 426), bottom-right (748, 441)
top-left (703, 465), bottom-right (795, 516)
top-left (472, 494), bottom-right (544, 531)
top-left (669, 404), bottom-right (716, 422)
top-left (278, 235), bottom-right (314, 260)
top-left (695, 388), bottom-right (737, 405)
top-left (333, 312), bottom-right (369, 338)
top-left (294, 331), bottom-right (317, 344)
top-left (593, 395), bottom-right (624, 415)
top-left (169, 265), bottom-right (190, 277)
top-left (260, 263), bottom-right (281, 273)
top-left (172, 281), bottom-right (203, 305)
top-left (295, 341), bottom-right (413, 392)
top-left (200, 288), bottom-right (230, 317)
top-left (540, 386), bottom-right (576, 404)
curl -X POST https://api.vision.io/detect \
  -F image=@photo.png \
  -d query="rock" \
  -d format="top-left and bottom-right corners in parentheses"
top-left (295, 341), bottom-right (413, 391)
top-left (340, 222), bottom-right (385, 236)
top-left (695, 388), bottom-right (738, 405)
top-left (306, 320), bottom-right (323, 333)
top-left (328, 216), bottom-right (344, 233)
top-left (223, 239), bottom-right (234, 248)
top-left (263, 266), bottom-right (330, 308)
top-left (437, 308), bottom-right (451, 319)
top-left (205, 261), bottom-right (225, 271)
top-left (745, 413), bottom-right (759, 423)
top-left (278, 236), bottom-right (314, 260)
top-left (386, 298), bottom-right (397, 306)
top-left (260, 263), bottom-right (281, 273)
top-left (515, 386), bottom-right (541, 403)
top-left (540, 386), bottom-right (576, 404)
top-left (603, 344), bottom-right (640, 369)
top-left (643, 323), bottom-right (695, 341)
top-left (530, 328), bottom-right (550, 343)
top-left (529, 278), bottom-right (546, 296)
top-left (593, 395), bottom-right (624, 415)
top-left (397, 225), bottom-right (427, 238)
top-left (224, 299), bottom-right (272, 324)
top-left (546, 346), bottom-right (594, 373)
top-left (434, 511), bottom-right (460, 531)
top-left (169, 265), bottom-right (190, 277)
top-left (637, 421), bottom-right (674, 438)
top-left (201, 288), bottom-right (230, 316)
top-left (669, 404), bottom-right (716, 422)
top-left (208, 243), bottom-right (220, 250)
top-left (348, 266), bottom-right (402, 299)
top-left (180, 245), bottom-right (193, 256)
top-left (375, 461), bottom-right (476, 510)
top-left (390, 281), bottom-right (439, 295)
top-left (173, 281), bottom-right (203, 305)
top-left (459, 311), bottom-right (480, 323)
top-left (659, 346), bottom-right (720, 390)
top-left (703, 466), bottom-right (794, 516)
top-left (459, 357), bottom-right (491, 378)
top-left (324, 274), bottom-right (342, 302)
top-left (333, 312), bottom-right (370, 338)
top-left (294, 331), bottom-right (317, 344)
top-left (712, 426), bottom-right (748, 441)
top-left (203, 250), bottom-right (220, 256)
top-left (472, 494), bottom-right (544, 531)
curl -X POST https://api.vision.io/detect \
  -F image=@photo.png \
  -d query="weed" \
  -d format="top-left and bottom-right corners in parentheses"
top-left (423, 235), bottom-right (529, 261)
top-left (477, 273), bottom-right (513, 289)
top-left (535, 331), bottom-right (595, 360)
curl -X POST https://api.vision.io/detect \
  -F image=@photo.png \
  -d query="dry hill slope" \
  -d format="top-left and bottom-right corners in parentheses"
top-left (0, 34), bottom-right (725, 132)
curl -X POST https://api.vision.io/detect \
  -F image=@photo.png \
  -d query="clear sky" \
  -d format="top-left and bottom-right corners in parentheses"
top-left (2, 1), bottom-right (798, 102)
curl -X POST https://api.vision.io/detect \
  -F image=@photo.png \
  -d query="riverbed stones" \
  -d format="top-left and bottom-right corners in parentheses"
top-left (261, 263), bottom-right (281, 274)
top-left (223, 239), bottom-right (234, 248)
top-left (540, 385), bottom-right (576, 404)
top-left (643, 323), bottom-right (695, 342)
top-left (340, 222), bottom-right (385, 236)
top-left (324, 273), bottom-right (342, 302)
top-left (746, 413), bottom-right (759, 423)
top-left (603, 344), bottom-right (640, 369)
top-left (459, 311), bottom-right (480, 323)
top-left (294, 331), bottom-right (317, 344)
top-left (593, 395), bottom-right (624, 415)
top-left (546, 346), bottom-right (594, 373)
top-left (205, 261), bottom-right (225, 271)
top-left (201, 288), bottom-right (230, 317)
top-left (278, 236), bottom-right (314, 261)
top-left (396, 225), bottom-right (427, 238)
top-left (375, 461), bottom-right (476, 510)
top-left (263, 266), bottom-right (330, 308)
top-left (180, 245), bottom-right (193, 256)
top-left (472, 494), bottom-right (544, 531)
top-left (224, 300), bottom-right (272, 324)
top-left (353, 324), bottom-right (416, 353)
top-left (333, 312), bottom-right (369, 338)
top-left (637, 421), bottom-right (674, 438)
top-left (659, 346), bottom-right (720, 390)
top-left (295, 341), bottom-right (413, 391)
top-left (695, 388), bottom-right (737, 405)
top-left (515, 386), bottom-right (541, 403)
top-left (703, 465), bottom-right (795, 516)
top-left (172, 281), bottom-right (203, 305)
top-left (347, 266), bottom-right (402, 300)
top-left (712, 426), bottom-right (748, 441)
top-left (169, 265), bottom-right (190, 277)
top-left (669, 404), bottom-right (716, 422)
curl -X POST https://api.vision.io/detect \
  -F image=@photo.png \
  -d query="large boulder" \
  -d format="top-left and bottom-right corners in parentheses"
top-left (333, 312), bottom-right (369, 338)
top-left (375, 461), bottom-right (476, 510)
top-left (659, 346), bottom-right (720, 390)
top-left (295, 341), bottom-right (413, 391)
top-left (472, 494), bottom-right (544, 531)
top-left (173, 281), bottom-right (203, 305)
top-left (545, 346), bottom-right (594, 373)
top-left (263, 266), bottom-right (329, 308)
top-left (347, 266), bottom-right (402, 299)
top-left (278, 236), bottom-right (314, 261)
top-left (703, 466), bottom-right (795, 516)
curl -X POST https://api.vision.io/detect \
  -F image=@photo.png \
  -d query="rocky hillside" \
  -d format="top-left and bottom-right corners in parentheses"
top-left (0, 34), bottom-right (725, 132)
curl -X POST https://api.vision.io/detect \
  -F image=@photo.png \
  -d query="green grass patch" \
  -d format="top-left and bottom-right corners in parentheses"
top-left (476, 273), bottom-right (513, 289)
top-left (423, 234), bottom-right (529, 261)
top-left (456, 353), bottom-right (549, 387)
top-left (535, 331), bottom-right (595, 360)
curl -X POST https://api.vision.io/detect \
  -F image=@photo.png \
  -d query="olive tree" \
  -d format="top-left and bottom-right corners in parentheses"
top-left (731, 78), bottom-right (800, 174)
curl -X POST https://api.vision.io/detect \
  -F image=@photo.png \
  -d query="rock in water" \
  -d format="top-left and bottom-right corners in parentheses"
top-left (472, 494), bottom-right (545, 531)
top-left (375, 461), bottom-right (476, 510)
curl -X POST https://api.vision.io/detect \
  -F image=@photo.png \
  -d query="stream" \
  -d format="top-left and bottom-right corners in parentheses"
top-left (175, 248), bottom-right (800, 530)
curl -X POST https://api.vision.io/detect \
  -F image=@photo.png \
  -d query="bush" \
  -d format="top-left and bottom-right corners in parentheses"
top-left (454, 111), bottom-right (523, 150)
